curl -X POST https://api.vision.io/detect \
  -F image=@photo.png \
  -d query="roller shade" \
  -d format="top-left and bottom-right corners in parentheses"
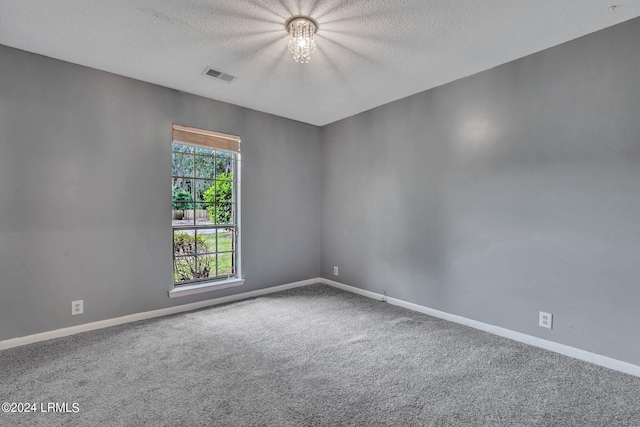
top-left (172, 124), bottom-right (240, 153)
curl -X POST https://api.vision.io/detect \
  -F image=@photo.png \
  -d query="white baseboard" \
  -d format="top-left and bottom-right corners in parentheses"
top-left (0, 278), bottom-right (319, 351)
top-left (319, 278), bottom-right (640, 378)
top-left (4, 276), bottom-right (640, 379)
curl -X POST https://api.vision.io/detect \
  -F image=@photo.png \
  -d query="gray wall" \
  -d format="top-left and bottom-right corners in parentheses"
top-left (0, 45), bottom-right (321, 341)
top-left (321, 18), bottom-right (640, 365)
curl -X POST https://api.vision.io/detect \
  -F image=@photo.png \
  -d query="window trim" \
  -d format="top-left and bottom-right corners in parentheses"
top-left (168, 278), bottom-right (245, 299)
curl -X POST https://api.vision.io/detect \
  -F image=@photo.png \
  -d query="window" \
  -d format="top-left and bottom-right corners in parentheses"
top-left (171, 124), bottom-right (240, 287)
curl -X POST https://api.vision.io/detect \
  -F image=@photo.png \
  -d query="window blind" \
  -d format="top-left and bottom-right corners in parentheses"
top-left (172, 124), bottom-right (240, 153)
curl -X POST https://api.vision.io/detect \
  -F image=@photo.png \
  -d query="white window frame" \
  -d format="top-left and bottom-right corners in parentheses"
top-left (169, 124), bottom-right (243, 298)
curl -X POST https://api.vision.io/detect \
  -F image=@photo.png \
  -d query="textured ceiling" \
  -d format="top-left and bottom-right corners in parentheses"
top-left (1, 1), bottom-right (640, 126)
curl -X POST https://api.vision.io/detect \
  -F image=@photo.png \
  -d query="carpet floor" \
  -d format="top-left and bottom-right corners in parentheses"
top-left (1, 284), bottom-right (640, 426)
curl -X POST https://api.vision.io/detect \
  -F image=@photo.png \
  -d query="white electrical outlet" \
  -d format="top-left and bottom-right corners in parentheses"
top-left (72, 300), bottom-right (84, 315)
top-left (333, 266), bottom-right (339, 276)
top-left (539, 311), bottom-right (552, 329)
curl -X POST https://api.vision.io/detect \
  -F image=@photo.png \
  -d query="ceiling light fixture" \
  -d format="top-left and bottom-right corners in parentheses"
top-left (285, 16), bottom-right (318, 63)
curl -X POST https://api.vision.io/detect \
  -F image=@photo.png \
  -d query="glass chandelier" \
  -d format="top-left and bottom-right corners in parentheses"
top-left (285, 16), bottom-right (318, 63)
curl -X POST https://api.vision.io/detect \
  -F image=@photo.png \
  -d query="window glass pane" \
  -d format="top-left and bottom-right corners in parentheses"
top-left (172, 184), bottom-right (193, 202)
top-left (195, 179), bottom-right (215, 204)
top-left (215, 153), bottom-right (233, 178)
top-left (172, 200), bottom-right (193, 211)
top-left (181, 154), bottom-right (194, 177)
top-left (174, 256), bottom-right (196, 283)
top-left (218, 253), bottom-right (234, 276)
top-left (195, 230), bottom-right (216, 255)
top-left (195, 146), bottom-right (214, 156)
top-left (194, 203), bottom-right (215, 226)
top-left (215, 203), bottom-right (233, 225)
top-left (172, 202), bottom-right (194, 226)
top-left (174, 230), bottom-right (196, 256)
top-left (172, 143), bottom-right (193, 153)
top-left (174, 179), bottom-right (192, 194)
top-left (214, 178), bottom-right (232, 206)
top-left (197, 254), bottom-right (217, 279)
top-left (172, 177), bottom-right (191, 192)
top-left (172, 152), bottom-right (184, 176)
top-left (172, 192), bottom-right (194, 225)
top-left (195, 155), bottom-right (215, 179)
top-left (217, 230), bottom-right (234, 252)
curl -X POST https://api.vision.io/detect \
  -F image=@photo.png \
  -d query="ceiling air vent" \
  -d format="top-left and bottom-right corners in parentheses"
top-left (203, 67), bottom-right (237, 83)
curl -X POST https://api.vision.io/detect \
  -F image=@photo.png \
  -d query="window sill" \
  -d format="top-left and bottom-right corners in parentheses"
top-left (168, 278), bottom-right (245, 299)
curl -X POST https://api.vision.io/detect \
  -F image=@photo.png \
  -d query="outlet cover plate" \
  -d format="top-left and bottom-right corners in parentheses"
top-left (72, 300), bottom-right (84, 315)
top-left (333, 266), bottom-right (338, 275)
top-left (539, 311), bottom-right (552, 329)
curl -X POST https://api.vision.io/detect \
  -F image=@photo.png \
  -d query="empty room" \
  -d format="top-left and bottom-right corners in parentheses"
top-left (2, 1), bottom-right (640, 425)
